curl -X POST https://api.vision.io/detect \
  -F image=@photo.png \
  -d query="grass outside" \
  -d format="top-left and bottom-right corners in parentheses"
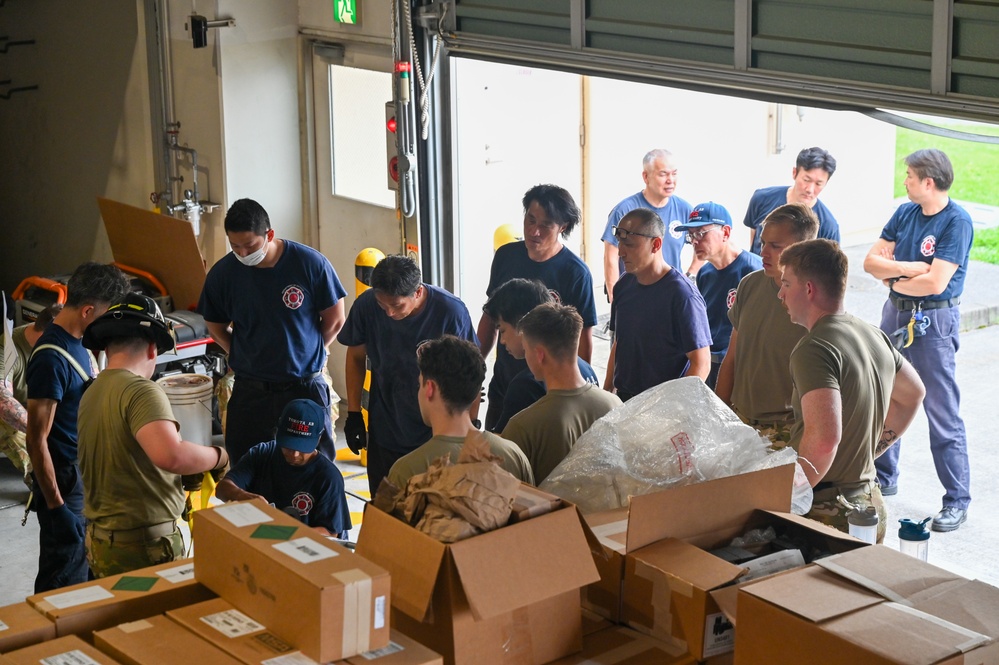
top-left (895, 121), bottom-right (999, 264)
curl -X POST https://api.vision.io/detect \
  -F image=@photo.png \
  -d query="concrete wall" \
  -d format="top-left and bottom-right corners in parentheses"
top-left (0, 0), bottom-right (155, 293)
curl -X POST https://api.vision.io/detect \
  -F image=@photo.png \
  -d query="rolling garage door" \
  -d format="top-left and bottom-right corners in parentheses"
top-left (440, 0), bottom-right (999, 122)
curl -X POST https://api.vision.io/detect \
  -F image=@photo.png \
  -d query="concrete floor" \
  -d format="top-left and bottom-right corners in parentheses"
top-left (3, 244), bottom-right (998, 605)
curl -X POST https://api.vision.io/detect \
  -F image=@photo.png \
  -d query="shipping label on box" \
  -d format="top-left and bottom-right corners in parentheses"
top-left (193, 501), bottom-right (390, 663)
top-left (3, 635), bottom-right (123, 665)
top-left (26, 559), bottom-right (213, 637)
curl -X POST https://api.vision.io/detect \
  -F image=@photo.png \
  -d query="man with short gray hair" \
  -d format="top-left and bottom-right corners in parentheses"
top-left (602, 149), bottom-right (698, 301)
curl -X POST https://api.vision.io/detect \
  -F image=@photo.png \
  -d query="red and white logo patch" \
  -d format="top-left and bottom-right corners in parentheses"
top-left (920, 235), bottom-right (937, 257)
top-left (282, 285), bottom-right (305, 310)
top-left (726, 288), bottom-right (738, 310)
top-left (669, 220), bottom-right (684, 240)
top-left (291, 492), bottom-right (314, 516)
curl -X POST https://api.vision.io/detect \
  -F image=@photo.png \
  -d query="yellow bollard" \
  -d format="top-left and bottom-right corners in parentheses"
top-left (341, 248), bottom-right (386, 466)
top-left (493, 223), bottom-right (523, 251)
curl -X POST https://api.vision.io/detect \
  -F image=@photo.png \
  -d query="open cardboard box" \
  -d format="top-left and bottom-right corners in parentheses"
top-left (580, 465), bottom-right (797, 625)
top-left (548, 626), bottom-right (697, 665)
top-left (624, 508), bottom-right (864, 660)
top-left (26, 559), bottom-right (214, 638)
top-left (736, 545), bottom-right (999, 665)
top-left (193, 501), bottom-right (390, 663)
top-left (354, 498), bottom-right (600, 665)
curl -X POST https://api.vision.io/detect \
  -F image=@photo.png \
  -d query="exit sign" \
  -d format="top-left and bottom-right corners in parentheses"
top-left (334, 0), bottom-right (357, 24)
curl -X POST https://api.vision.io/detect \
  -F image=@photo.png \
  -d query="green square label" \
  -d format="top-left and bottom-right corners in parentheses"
top-left (112, 576), bottom-right (158, 592)
top-left (334, 0), bottom-right (357, 24)
top-left (251, 524), bottom-right (298, 541)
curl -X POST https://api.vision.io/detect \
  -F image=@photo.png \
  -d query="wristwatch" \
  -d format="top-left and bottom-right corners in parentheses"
top-left (888, 277), bottom-right (902, 288)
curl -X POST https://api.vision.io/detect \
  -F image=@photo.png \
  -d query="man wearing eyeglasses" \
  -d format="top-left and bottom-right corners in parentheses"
top-left (603, 209), bottom-right (712, 400)
top-left (675, 203), bottom-right (762, 390)
top-left (601, 149), bottom-right (700, 303)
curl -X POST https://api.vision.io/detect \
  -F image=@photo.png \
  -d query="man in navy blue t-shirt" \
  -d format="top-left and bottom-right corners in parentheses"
top-left (216, 399), bottom-right (351, 538)
top-left (477, 185), bottom-right (597, 430)
top-left (863, 148), bottom-right (974, 533)
top-left (676, 202), bottom-right (762, 389)
top-left (743, 147), bottom-right (840, 255)
top-left (338, 256), bottom-right (477, 494)
top-left (26, 262), bottom-right (129, 591)
top-left (606, 209), bottom-right (712, 400)
top-left (199, 199), bottom-right (347, 463)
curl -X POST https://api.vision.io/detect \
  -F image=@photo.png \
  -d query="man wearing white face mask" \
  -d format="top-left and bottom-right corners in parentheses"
top-left (198, 198), bottom-right (347, 463)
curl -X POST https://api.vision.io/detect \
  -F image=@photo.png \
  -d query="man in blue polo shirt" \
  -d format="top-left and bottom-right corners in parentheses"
top-left (676, 202), bottom-right (762, 389)
top-left (216, 399), bottom-right (351, 538)
top-left (602, 149), bottom-right (698, 301)
top-left (863, 148), bottom-right (973, 533)
top-left (743, 146), bottom-right (840, 255)
top-left (339, 255), bottom-right (477, 494)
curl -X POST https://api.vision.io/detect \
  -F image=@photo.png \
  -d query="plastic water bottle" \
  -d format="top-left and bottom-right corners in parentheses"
top-left (847, 506), bottom-right (879, 544)
top-left (898, 517), bottom-right (931, 561)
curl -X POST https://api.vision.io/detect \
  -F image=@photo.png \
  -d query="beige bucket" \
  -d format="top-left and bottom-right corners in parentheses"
top-left (157, 373), bottom-right (214, 446)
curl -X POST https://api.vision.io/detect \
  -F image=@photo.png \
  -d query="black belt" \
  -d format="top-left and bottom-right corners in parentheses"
top-left (891, 295), bottom-right (960, 311)
top-left (236, 372), bottom-right (322, 392)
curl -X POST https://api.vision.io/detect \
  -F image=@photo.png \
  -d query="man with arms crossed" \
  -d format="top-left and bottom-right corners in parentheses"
top-left (863, 149), bottom-right (973, 532)
top-left (716, 204), bottom-right (818, 445)
top-left (779, 240), bottom-right (925, 542)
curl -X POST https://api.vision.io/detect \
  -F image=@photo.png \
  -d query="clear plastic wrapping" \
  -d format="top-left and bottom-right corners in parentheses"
top-left (539, 377), bottom-right (811, 514)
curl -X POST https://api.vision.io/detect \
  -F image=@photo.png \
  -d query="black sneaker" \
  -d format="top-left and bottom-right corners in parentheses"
top-left (878, 483), bottom-right (898, 496)
top-left (931, 506), bottom-right (967, 532)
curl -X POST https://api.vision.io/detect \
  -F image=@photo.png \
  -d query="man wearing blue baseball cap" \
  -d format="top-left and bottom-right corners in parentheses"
top-left (676, 202), bottom-right (762, 389)
top-left (216, 399), bottom-right (351, 538)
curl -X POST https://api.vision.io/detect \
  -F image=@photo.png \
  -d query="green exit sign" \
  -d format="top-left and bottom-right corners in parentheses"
top-left (334, 0), bottom-right (357, 24)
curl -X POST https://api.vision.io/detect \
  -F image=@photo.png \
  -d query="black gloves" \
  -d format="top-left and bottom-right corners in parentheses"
top-left (344, 411), bottom-right (367, 454)
top-left (50, 503), bottom-right (85, 544)
top-left (182, 474), bottom-right (204, 492)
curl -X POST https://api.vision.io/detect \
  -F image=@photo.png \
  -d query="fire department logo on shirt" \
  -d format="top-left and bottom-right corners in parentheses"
top-left (291, 492), bottom-right (314, 516)
top-left (920, 235), bottom-right (937, 257)
top-left (282, 285), bottom-right (305, 310)
top-left (669, 220), bottom-right (684, 240)
top-left (726, 288), bottom-right (738, 310)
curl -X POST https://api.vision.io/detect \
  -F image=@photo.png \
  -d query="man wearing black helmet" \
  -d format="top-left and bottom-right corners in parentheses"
top-left (78, 294), bottom-right (229, 577)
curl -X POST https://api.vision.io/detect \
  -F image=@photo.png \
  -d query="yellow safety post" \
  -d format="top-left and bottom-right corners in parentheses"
top-left (339, 248), bottom-right (385, 466)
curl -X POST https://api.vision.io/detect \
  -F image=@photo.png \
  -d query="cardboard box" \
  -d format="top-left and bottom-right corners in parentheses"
top-left (26, 559), bottom-right (214, 638)
top-left (94, 615), bottom-right (244, 665)
top-left (344, 630), bottom-right (444, 665)
top-left (736, 545), bottom-right (999, 665)
top-left (581, 607), bottom-right (613, 637)
top-left (0, 602), bottom-right (56, 652)
top-left (548, 626), bottom-right (696, 665)
top-left (623, 508), bottom-right (864, 660)
top-left (581, 465), bottom-right (795, 624)
top-left (193, 501), bottom-right (390, 662)
top-left (354, 500), bottom-right (600, 665)
top-left (4, 635), bottom-right (122, 665)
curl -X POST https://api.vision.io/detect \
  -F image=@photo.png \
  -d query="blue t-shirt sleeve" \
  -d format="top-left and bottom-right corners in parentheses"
top-left (573, 271), bottom-right (598, 328)
top-left (817, 206), bottom-right (841, 244)
top-left (880, 208), bottom-right (903, 242)
top-left (223, 441), bottom-right (269, 491)
top-left (315, 257), bottom-right (347, 311)
top-left (743, 190), bottom-right (763, 230)
top-left (26, 349), bottom-right (71, 402)
top-left (310, 466), bottom-right (351, 536)
top-left (337, 292), bottom-right (373, 347)
top-left (676, 293), bottom-right (713, 353)
top-left (601, 208), bottom-right (621, 246)
top-left (198, 263), bottom-right (229, 323)
top-left (932, 210), bottom-right (974, 266)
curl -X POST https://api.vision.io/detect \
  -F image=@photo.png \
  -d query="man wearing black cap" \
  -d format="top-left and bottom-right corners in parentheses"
top-left (216, 399), bottom-right (351, 539)
top-left (78, 293), bottom-right (230, 577)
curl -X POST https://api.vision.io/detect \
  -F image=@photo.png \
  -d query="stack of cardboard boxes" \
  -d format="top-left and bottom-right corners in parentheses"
top-left (3, 469), bottom-right (999, 665)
